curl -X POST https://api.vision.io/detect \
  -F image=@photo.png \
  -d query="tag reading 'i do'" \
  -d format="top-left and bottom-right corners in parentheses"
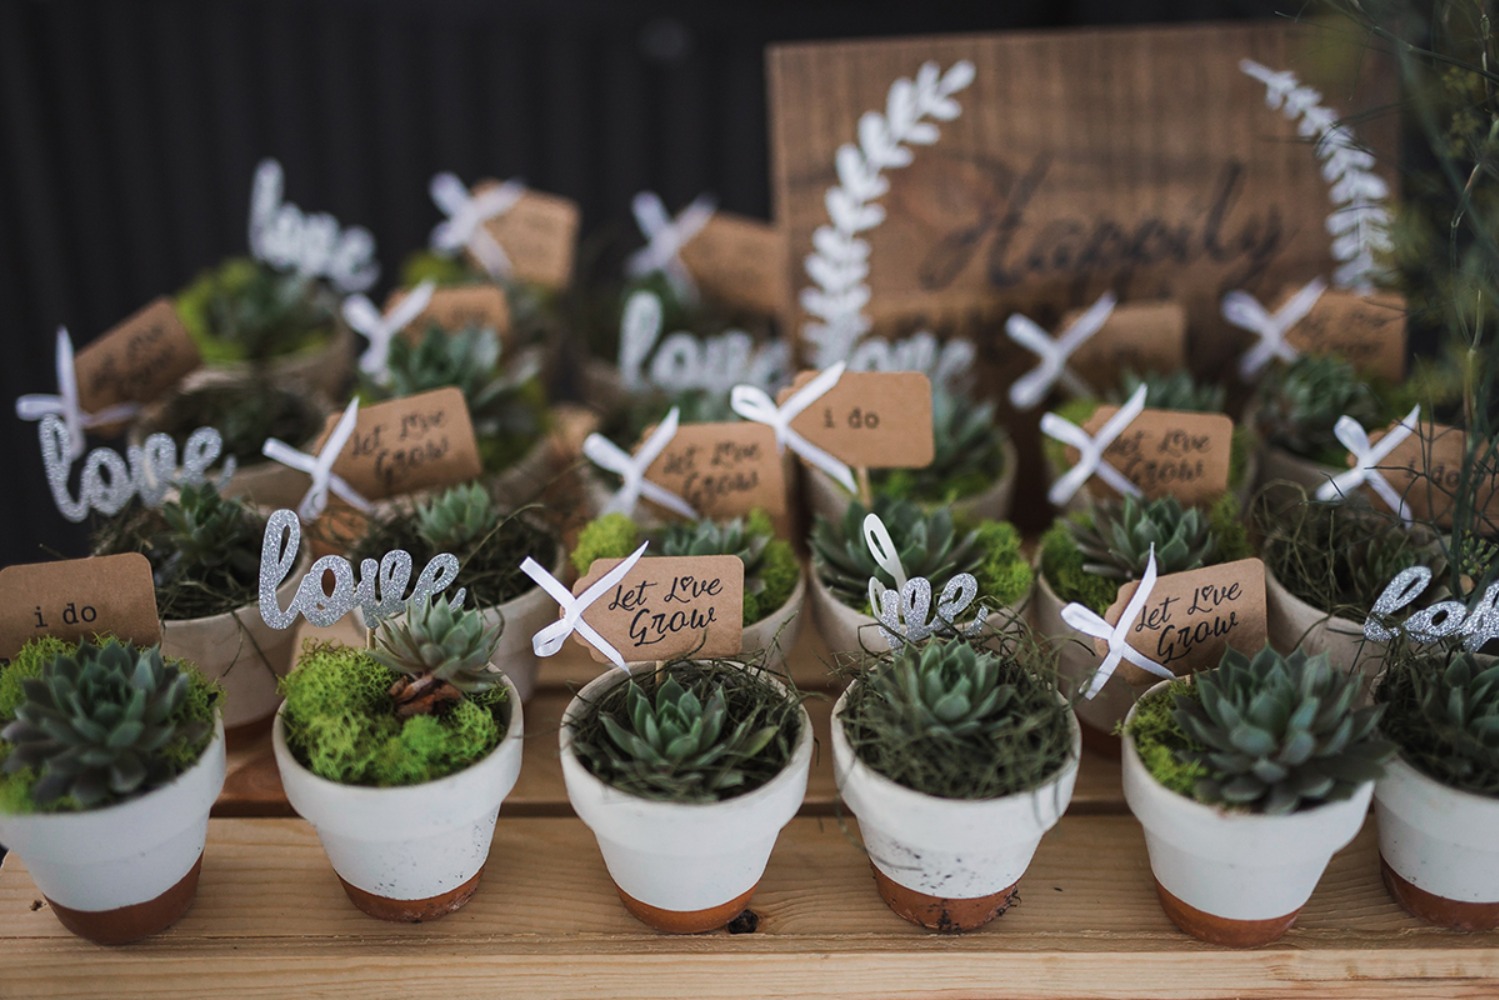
top-left (312, 387), bottom-right (483, 501)
top-left (1074, 405), bottom-right (1234, 505)
top-left (780, 369), bottom-right (934, 469)
top-left (1362, 421), bottom-right (1499, 530)
top-left (571, 555), bottom-right (745, 664)
top-left (0, 554), bottom-right (161, 659)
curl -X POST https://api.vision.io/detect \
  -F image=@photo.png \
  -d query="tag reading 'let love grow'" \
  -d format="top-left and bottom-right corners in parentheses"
top-left (781, 369), bottom-right (934, 469)
top-left (469, 180), bottom-right (581, 290)
top-left (1076, 405), bottom-right (1234, 505)
top-left (1098, 558), bottom-right (1267, 684)
top-left (386, 285), bottom-right (513, 347)
top-left (1284, 287), bottom-right (1406, 382)
top-left (571, 555), bottom-right (745, 664)
top-left (0, 554), bottom-right (161, 659)
top-left (677, 212), bottom-right (788, 316)
top-left (643, 422), bottom-right (787, 518)
top-left (1059, 300), bottom-right (1187, 391)
top-left (313, 387), bottom-right (482, 501)
top-left (72, 298), bottom-right (201, 422)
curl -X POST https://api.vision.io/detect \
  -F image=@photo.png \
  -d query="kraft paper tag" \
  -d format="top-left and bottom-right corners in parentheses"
top-left (1284, 287), bottom-right (1406, 381)
top-left (1065, 300), bottom-right (1187, 388)
top-left (470, 181), bottom-right (580, 290)
top-left (1100, 558), bottom-right (1267, 685)
top-left (73, 297), bottom-right (201, 420)
top-left (0, 554), bottom-right (162, 660)
top-left (644, 422), bottom-right (787, 519)
top-left (316, 387), bottom-right (483, 500)
top-left (387, 285), bottom-right (512, 347)
top-left (573, 555), bottom-right (745, 664)
top-left (1078, 406), bottom-right (1233, 504)
top-left (677, 212), bottom-right (788, 316)
top-left (782, 369), bottom-right (934, 469)
top-left (1367, 422), bottom-right (1499, 530)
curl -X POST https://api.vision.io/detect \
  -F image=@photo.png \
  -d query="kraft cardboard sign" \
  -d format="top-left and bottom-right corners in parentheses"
top-left (644, 422), bottom-right (787, 519)
top-left (316, 388), bottom-right (482, 500)
top-left (572, 555), bottom-right (745, 664)
top-left (678, 212), bottom-right (788, 316)
top-left (1101, 558), bottom-right (1267, 685)
top-left (1076, 406), bottom-right (1233, 504)
top-left (1064, 301), bottom-right (1187, 390)
top-left (781, 369), bottom-right (934, 469)
top-left (1366, 422), bottom-right (1499, 531)
top-left (0, 554), bottom-right (161, 660)
top-left (73, 297), bottom-right (201, 419)
top-left (1284, 287), bottom-right (1406, 381)
top-left (387, 285), bottom-right (512, 346)
top-left (470, 180), bottom-right (580, 290)
top-left (768, 23), bottom-right (1396, 379)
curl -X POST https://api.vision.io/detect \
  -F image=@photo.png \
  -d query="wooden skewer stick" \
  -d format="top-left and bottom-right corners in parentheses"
top-left (855, 467), bottom-right (873, 507)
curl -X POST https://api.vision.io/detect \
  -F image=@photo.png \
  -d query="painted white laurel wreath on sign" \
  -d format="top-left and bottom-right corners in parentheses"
top-left (800, 60), bottom-right (976, 384)
top-left (1240, 60), bottom-right (1393, 293)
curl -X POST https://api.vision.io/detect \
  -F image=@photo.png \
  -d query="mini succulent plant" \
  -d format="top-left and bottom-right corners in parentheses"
top-left (572, 510), bottom-right (800, 625)
top-left (175, 257), bottom-right (336, 364)
top-left (810, 496), bottom-right (1032, 612)
top-left (149, 378), bottom-right (325, 465)
top-left (1116, 369), bottom-right (1227, 414)
top-left (1255, 354), bottom-right (1388, 465)
top-left (839, 638), bottom-right (1073, 799)
top-left (1378, 647), bottom-right (1499, 797)
top-left (569, 660), bottom-right (803, 803)
top-left (1131, 646), bottom-right (1394, 815)
top-left (415, 482), bottom-right (496, 552)
top-left (0, 641), bottom-right (217, 811)
top-left (372, 595), bottom-right (504, 718)
top-left (871, 385), bottom-right (1008, 504)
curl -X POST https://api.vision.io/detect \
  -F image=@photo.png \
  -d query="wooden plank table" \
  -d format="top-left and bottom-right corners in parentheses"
top-left (4, 612), bottom-right (1498, 998)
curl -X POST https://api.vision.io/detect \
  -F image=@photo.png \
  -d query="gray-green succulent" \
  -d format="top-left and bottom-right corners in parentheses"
top-left (1255, 354), bottom-right (1387, 465)
top-left (1379, 648), bottom-right (1499, 797)
top-left (372, 595), bottom-right (503, 717)
top-left (1070, 495), bottom-right (1221, 581)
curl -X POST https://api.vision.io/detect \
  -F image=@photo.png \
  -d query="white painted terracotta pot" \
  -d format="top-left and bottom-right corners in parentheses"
top-left (803, 436), bottom-right (1019, 527)
top-left (1254, 440), bottom-right (1340, 500)
top-left (1375, 754), bottom-right (1499, 929)
top-left (1264, 567), bottom-right (1386, 679)
top-left (739, 571), bottom-right (806, 672)
top-left (161, 552), bottom-right (308, 742)
top-left (1121, 679), bottom-right (1372, 946)
top-left (831, 687), bottom-right (1079, 931)
top-left (559, 664), bottom-right (814, 933)
top-left (272, 674), bottom-right (525, 921)
top-left (810, 568), bottom-right (1030, 657)
top-left (0, 718), bottom-right (226, 945)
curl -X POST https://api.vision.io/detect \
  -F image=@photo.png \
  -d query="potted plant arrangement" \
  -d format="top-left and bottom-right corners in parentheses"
top-left (272, 595), bottom-right (524, 921)
top-left (0, 636), bottom-right (225, 945)
top-left (1121, 645), bottom-right (1392, 946)
top-left (832, 633), bottom-right (1079, 932)
top-left (1034, 493), bottom-right (1251, 745)
top-left (559, 654), bottom-right (812, 932)
top-left (174, 256), bottom-right (352, 397)
top-left (92, 483), bottom-right (304, 745)
top-left (350, 483), bottom-right (562, 701)
top-left (1043, 369), bottom-right (1253, 512)
top-left (809, 497), bottom-right (1032, 654)
top-left (569, 510), bottom-right (804, 669)
top-left (804, 384), bottom-right (1018, 524)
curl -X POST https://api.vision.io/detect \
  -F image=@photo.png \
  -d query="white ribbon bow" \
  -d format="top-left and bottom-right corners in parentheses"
top-left (624, 191), bottom-right (716, 304)
top-left (1006, 292), bottom-right (1117, 410)
top-left (261, 399), bottom-right (373, 522)
top-left (731, 362), bottom-right (856, 493)
top-left (1041, 384), bottom-right (1148, 506)
top-left (15, 327), bottom-right (142, 461)
top-left (862, 513), bottom-right (909, 613)
top-left (429, 173), bottom-right (526, 279)
top-left (342, 280), bottom-right (436, 383)
top-left (581, 406), bottom-right (697, 520)
top-left (1060, 545), bottom-right (1175, 699)
top-left (1315, 405), bottom-right (1422, 525)
top-left (1222, 277), bottom-right (1327, 380)
top-left (521, 541), bottom-right (650, 670)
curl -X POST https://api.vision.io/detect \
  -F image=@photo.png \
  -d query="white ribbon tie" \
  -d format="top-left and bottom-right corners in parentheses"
top-left (1060, 545), bottom-right (1175, 699)
top-left (625, 191), bottom-right (716, 304)
top-left (429, 173), bottom-right (526, 279)
top-left (261, 399), bottom-right (373, 521)
top-left (15, 327), bottom-right (142, 461)
top-left (521, 541), bottom-right (650, 670)
top-left (862, 512), bottom-right (909, 613)
top-left (1006, 291), bottom-right (1117, 410)
top-left (1041, 384), bottom-right (1148, 506)
top-left (582, 407), bottom-right (697, 520)
top-left (343, 280), bottom-right (436, 383)
top-left (731, 362), bottom-right (856, 493)
top-left (1222, 277), bottom-right (1327, 380)
top-left (1314, 405), bottom-right (1422, 525)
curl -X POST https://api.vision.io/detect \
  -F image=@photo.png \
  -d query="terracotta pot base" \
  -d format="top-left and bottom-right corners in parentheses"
top-left (871, 863), bottom-right (1018, 933)
top-left (337, 867), bottom-right (484, 922)
top-left (1078, 715), bottom-right (1122, 761)
top-left (1154, 877), bottom-right (1299, 946)
top-left (1381, 855), bottom-right (1499, 931)
top-left (615, 881), bottom-right (758, 934)
top-left (46, 855), bottom-right (203, 946)
top-left (224, 712), bottom-right (276, 753)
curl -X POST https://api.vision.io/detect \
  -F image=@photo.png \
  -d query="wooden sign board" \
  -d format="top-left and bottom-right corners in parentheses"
top-left (0, 554), bottom-right (161, 660)
top-left (573, 555), bottom-right (745, 664)
top-left (316, 388), bottom-right (483, 501)
top-left (768, 22), bottom-right (1397, 381)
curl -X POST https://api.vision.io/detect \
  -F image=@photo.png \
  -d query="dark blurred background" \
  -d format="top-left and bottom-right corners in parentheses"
top-left (0, 0), bottom-right (1284, 567)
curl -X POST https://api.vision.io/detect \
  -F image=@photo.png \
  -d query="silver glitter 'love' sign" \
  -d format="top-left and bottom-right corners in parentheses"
top-left (871, 574), bottom-right (985, 650)
top-left (1363, 565), bottom-right (1499, 652)
top-left (258, 508), bottom-right (462, 631)
top-left (39, 414), bottom-right (234, 523)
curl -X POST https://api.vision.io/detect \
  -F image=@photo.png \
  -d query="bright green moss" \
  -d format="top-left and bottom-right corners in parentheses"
top-left (1207, 493), bottom-right (1251, 562)
top-left (972, 520), bottom-right (1034, 606)
top-left (1039, 517), bottom-right (1119, 614)
top-left (1123, 681), bottom-right (1207, 797)
top-left (1041, 398), bottom-right (1099, 470)
top-left (0, 635), bottom-right (71, 720)
top-left (750, 538), bottom-right (800, 625)
top-left (572, 514), bottom-right (640, 575)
